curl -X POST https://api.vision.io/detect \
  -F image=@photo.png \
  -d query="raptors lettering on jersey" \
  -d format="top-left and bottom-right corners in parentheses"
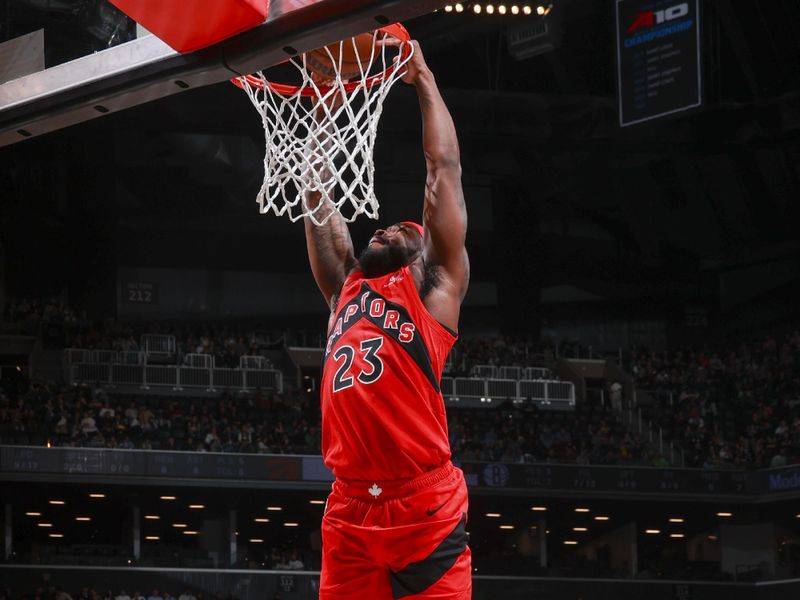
top-left (320, 265), bottom-right (457, 482)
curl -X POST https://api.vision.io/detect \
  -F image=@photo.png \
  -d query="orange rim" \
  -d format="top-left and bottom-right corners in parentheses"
top-left (231, 23), bottom-right (411, 96)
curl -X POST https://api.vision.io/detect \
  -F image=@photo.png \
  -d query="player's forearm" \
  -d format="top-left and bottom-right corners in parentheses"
top-left (415, 70), bottom-right (460, 170)
top-left (304, 189), bottom-right (349, 254)
top-left (415, 70), bottom-right (466, 237)
top-left (303, 115), bottom-right (355, 305)
top-left (304, 191), bottom-right (355, 306)
top-left (303, 144), bottom-right (352, 263)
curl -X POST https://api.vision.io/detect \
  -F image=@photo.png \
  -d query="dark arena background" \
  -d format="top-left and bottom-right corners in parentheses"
top-left (1, 0), bottom-right (800, 599)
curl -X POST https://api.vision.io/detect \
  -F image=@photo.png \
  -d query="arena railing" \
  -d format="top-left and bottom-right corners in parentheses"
top-left (63, 348), bottom-right (90, 365)
top-left (183, 353), bottom-right (213, 369)
top-left (140, 334), bottom-right (176, 363)
top-left (119, 351), bottom-right (146, 365)
top-left (442, 377), bottom-right (575, 410)
top-left (91, 349), bottom-right (117, 364)
top-left (499, 365), bottom-right (521, 380)
top-left (524, 366), bottom-right (550, 379)
top-left (470, 364), bottom-right (553, 380)
top-left (472, 364), bottom-right (498, 378)
top-left (239, 355), bottom-right (269, 370)
top-left (64, 349), bottom-right (283, 393)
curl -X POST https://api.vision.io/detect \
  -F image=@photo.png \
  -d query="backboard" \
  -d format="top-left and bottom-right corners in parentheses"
top-left (0, 0), bottom-right (447, 148)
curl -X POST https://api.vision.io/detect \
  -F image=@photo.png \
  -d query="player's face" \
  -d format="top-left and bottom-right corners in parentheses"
top-left (358, 223), bottom-right (422, 277)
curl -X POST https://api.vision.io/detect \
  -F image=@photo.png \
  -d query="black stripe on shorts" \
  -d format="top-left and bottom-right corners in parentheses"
top-left (390, 513), bottom-right (468, 599)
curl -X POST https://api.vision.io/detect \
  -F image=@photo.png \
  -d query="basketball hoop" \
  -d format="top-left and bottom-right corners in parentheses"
top-left (232, 24), bottom-right (413, 225)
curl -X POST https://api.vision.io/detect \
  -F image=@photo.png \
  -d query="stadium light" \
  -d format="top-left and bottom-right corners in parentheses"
top-left (474, 3), bottom-right (482, 13)
top-left (645, 529), bottom-right (661, 534)
top-left (531, 506), bottom-right (547, 511)
top-left (48, 533), bottom-right (64, 538)
top-left (563, 540), bottom-right (578, 545)
top-left (573, 527), bottom-right (588, 532)
top-left (89, 493), bottom-right (106, 498)
top-left (594, 516), bottom-right (610, 521)
top-left (254, 518), bottom-right (270, 523)
top-left (145, 536), bottom-right (160, 540)
top-left (499, 4), bottom-right (507, 14)
top-left (48, 500), bottom-right (65, 505)
top-left (445, 4), bottom-right (453, 11)
top-left (37, 523), bottom-right (53, 528)
top-left (75, 517), bottom-right (91, 522)
top-left (574, 508), bottom-right (590, 513)
top-left (455, 2), bottom-right (464, 11)
top-left (172, 523), bottom-right (187, 528)
top-left (284, 522), bottom-right (300, 527)
top-left (25, 512), bottom-right (41, 517)
top-left (160, 495), bottom-right (176, 501)
top-left (486, 513), bottom-right (501, 518)
top-left (716, 512), bottom-right (733, 517)
top-left (189, 504), bottom-right (205, 509)
top-left (670, 533), bottom-right (685, 538)
top-left (144, 515), bottom-right (160, 520)
top-left (309, 500), bottom-right (325, 505)
top-left (499, 525), bottom-right (514, 530)
top-left (486, 4), bottom-right (495, 13)
top-left (669, 518), bottom-right (685, 523)
top-left (511, 4), bottom-right (520, 14)
top-left (523, 5), bottom-right (532, 14)
top-left (183, 530), bottom-right (199, 535)
top-left (249, 538), bottom-right (264, 543)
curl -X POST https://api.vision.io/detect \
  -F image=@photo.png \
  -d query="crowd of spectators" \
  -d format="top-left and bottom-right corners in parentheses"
top-left (8, 586), bottom-right (256, 600)
top-left (1, 297), bottom-right (83, 337)
top-left (65, 321), bottom-right (279, 370)
top-left (2, 299), bottom-right (569, 376)
top-left (444, 336), bottom-right (554, 375)
top-left (0, 379), bottom-right (658, 466)
top-left (2, 297), bottom-right (313, 369)
top-left (3, 297), bottom-right (800, 469)
top-left (448, 404), bottom-right (653, 466)
top-left (443, 335), bottom-right (591, 376)
top-left (628, 329), bottom-right (800, 469)
top-left (0, 383), bottom-right (321, 455)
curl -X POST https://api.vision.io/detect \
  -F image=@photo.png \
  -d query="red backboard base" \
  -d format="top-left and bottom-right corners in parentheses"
top-left (109, 0), bottom-right (269, 53)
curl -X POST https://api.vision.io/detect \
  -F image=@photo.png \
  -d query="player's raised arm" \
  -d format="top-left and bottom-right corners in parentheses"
top-left (403, 42), bottom-right (469, 321)
top-left (303, 87), bottom-right (358, 310)
top-left (304, 188), bottom-right (357, 310)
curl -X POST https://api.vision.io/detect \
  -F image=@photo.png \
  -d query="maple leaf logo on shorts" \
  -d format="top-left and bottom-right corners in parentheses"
top-left (368, 483), bottom-right (383, 497)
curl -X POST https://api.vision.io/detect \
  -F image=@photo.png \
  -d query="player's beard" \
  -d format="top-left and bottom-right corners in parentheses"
top-left (358, 243), bottom-right (408, 278)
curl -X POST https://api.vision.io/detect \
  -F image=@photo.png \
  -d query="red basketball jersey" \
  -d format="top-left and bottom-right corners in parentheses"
top-left (320, 265), bottom-right (457, 481)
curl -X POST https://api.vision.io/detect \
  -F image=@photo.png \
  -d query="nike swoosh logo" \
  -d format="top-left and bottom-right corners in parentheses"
top-left (426, 502), bottom-right (446, 516)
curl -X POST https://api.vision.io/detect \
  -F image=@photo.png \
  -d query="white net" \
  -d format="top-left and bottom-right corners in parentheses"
top-left (236, 31), bottom-right (413, 225)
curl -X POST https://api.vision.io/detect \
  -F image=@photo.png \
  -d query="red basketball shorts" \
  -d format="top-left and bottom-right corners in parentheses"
top-left (320, 462), bottom-right (471, 599)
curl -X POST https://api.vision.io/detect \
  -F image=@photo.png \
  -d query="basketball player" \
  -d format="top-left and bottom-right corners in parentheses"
top-left (303, 41), bottom-right (471, 599)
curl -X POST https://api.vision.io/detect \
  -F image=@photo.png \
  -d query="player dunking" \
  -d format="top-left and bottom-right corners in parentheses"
top-left (304, 40), bottom-right (471, 600)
